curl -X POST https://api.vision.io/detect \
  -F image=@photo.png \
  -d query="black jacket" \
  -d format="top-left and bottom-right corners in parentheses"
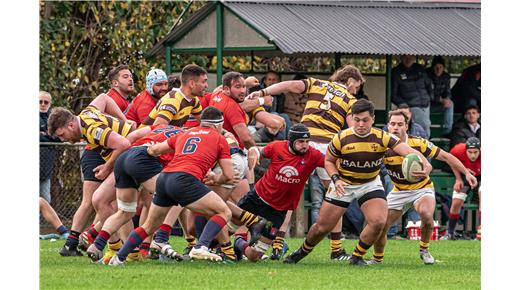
top-left (426, 68), bottom-right (452, 105)
top-left (451, 63), bottom-right (481, 113)
top-left (391, 63), bottom-right (433, 108)
top-left (450, 119), bottom-right (481, 149)
top-left (40, 111), bottom-right (60, 181)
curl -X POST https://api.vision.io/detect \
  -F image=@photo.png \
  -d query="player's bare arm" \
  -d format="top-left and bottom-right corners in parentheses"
top-left (93, 132), bottom-right (131, 180)
top-left (324, 150), bottom-right (346, 197)
top-left (435, 149), bottom-right (478, 189)
top-left (147, 139), bottom-right (174, 156)
top-left (232, 122), bottom-right (256, 149)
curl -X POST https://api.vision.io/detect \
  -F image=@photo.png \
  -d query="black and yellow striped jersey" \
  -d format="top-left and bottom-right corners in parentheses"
top-left (142, 90), bottom-right (202, 127)
top-left (384, 135), bottom-right (440, 191)
top-left (246, 106), bottom-right (265, 126)
top-left (301, 78), bottom-right (357, 143)
top-left (328, 127), bottom-right (401, 185)
top-left (79, 105), bottom-right (134, 161)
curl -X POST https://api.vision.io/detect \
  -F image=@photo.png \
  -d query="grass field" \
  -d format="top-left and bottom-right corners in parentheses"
top-left (40, 238), bottom-right (480, 289)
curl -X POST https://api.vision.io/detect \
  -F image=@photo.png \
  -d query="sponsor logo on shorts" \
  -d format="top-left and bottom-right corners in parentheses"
top-left (275, 166), bottom-right (301, 184)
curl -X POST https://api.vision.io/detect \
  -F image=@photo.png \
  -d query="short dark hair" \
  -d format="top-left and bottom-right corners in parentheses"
top-left (465, 104), bottom-right (480, 113)
top-left (181, 64), bottom-right (207, 85)
top-left (351, 99), bottom-right (374, 116)
top-left (397, 103), bottom-right (410, 110)
top-left (168, 74), bottom-right (181, 90)
top-left (330, 64), bottom-right (364, 84)
top-left (222, 71), bottom-right (244, 88)
top-left (48, 107), bottom-right (75, 135)
top-left (387, 109), bottom-right (409, 124)
top-left (201, 106), bottom-right (223, 121)
top-left (108, 65), bottom-right (130, 83)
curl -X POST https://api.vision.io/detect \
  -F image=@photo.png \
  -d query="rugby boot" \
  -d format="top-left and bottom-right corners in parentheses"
top-left (419, 250), bottom-right (435, 265)
top-left (348, 255), bottom-right (368, 266)
top-left (330, 248), bottom-right (350, 261)
top-left (86, 244), bottom-right (104, 263)
top-left (59, 245), bottom-right (83, 257)
top-left (283, 247), bottom-right (309, 264)
top-left (270, 241), bottom-right (289, 260)
top-left (248, 217), bottom-right (271, 246)
top-left (189, 246), bottom-right (223, 262)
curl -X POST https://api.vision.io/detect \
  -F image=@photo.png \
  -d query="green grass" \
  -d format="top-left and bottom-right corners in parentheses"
top-left (40, 238), bottom-right (480, 289)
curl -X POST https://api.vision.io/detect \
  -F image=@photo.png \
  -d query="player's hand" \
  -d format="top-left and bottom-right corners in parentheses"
top-left (93, 164), bottom-right (110, 180)
top-left (453, 178), bottom-right (463, 192)
top-left (230, 170), bottom-right (241, 185)
top-left (126, 119), bottom-right (137, 130)
top-left (244, 76), bottom-right (259, 88)
top-left (441, 98), bottom-right (453, 109)
top-left (247, 147), bottom-right (260, 170)
top-left (412, 161), bottom-right (432, 179)
top-left (246, 90), bottom-right (262, 100)
top-left (466, 172), bottom-right (478, 189)
top-left (263, 95), bottom-right (273, 106)
top-left (203, 171), bottom-right (217, 185)
top-left (334, 180), bottom-right (347, 197)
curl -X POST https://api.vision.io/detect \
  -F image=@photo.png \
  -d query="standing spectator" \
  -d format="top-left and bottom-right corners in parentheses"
top-left (427, 56), bottom-right (454, 136)
top-left (125, 68), bottom-right (169, 126)
top-left (40, 91), bottom-right (60, 203)
top-left (391, 55), bottom-right (433, 138)
top-left (450, 104), bottom-right (481, 149)
top-left (451, 63), bottom-right (480, 114)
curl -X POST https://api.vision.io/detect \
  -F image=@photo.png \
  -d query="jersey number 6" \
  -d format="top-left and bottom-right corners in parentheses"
top-left (182, 137), bottom-right (201, 154)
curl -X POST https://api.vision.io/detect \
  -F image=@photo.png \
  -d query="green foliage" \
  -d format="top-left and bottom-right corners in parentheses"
top-left (40, 0), bottom-right (207, 113)
top-left (40, 238), bottom-right (480, 289)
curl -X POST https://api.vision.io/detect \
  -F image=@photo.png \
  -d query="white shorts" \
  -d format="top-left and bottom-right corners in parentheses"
top-left (213, 152), bottom-right (248, 189)
top-left (324, 178), bottom-right (385, 208)
top-left (309, 141), bottom-right (330, 181)
top-left (387, 187), bottom-right (435, 211)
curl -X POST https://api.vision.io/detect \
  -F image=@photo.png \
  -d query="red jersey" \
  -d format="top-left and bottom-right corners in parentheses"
top-left (126, 90), bottom-right (159, 126)
top-left (209, 91), bottom-right (248, 149)
top-left (107, 88), bottom-right (129, 112)
top-left (163, 127), bottom-right (231, 181)
top-left (450, 143), bottom-right (481, 177)
top-left (132, 124), bottom-right (184, 167)
top-left (255, 141), bottom-right (325, 211)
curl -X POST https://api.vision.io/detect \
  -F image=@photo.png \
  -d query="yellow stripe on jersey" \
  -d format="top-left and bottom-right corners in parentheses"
top-left (144, 90), bottom-right (201, 126)
top-left (328, 127), bottom-right (401, 185)
top-left (246, 106), bottom-right (265, 125)
top-left (384, 135), bottom-right (440, 191)
top-left (300, 77), bottom-right (357, 143)
top-left (79, 106), bottom-right (133, 161)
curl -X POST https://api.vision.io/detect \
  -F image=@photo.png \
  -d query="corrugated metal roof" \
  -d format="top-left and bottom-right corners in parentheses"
top-left (223, 1), bottom-right (480, 56)
top-left (147, 1), bottom-right (480, 57)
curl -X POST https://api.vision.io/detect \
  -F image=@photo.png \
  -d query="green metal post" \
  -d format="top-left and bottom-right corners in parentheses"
top-left (216, 2), bottom-right (223, 86)
top-left (385, 54), bottom-right (393, 113)
top-left (165, 46), bottom-right (172, 75)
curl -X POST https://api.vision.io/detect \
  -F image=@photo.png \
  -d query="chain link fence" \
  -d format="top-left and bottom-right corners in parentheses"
top-left (40, 142), bottom-right (86, 233)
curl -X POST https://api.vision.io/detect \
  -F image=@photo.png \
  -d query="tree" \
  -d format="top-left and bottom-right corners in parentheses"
top-left (40, 0), bottom-right (206, 113)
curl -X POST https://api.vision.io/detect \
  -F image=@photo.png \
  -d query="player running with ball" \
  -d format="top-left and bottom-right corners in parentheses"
top-left (368, 110), bottom-right (477, 265)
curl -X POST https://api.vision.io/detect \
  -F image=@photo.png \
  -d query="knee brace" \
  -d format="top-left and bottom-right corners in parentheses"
top-left (117, 199), bottom-right (137, 213)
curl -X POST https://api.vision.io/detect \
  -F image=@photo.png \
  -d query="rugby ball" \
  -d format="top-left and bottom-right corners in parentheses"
top-left (402, 153), bottom-right (424, 183)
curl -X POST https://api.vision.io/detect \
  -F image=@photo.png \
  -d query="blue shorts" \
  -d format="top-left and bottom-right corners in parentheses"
top-left (80, 149), bottom-right (105, 182)
top-left (237, 189), bottom-right (287, 240)
top-left (114, 146), bottom-right (163, 189)
top-left (153, 172), bottom-right (210, 207)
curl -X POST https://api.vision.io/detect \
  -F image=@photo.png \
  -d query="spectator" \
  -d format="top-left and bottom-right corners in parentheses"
top-left (391, 55), bottom-right (433, 138)
top-left (450, 104), bottom-right (481, 149)
top-left (167, 74), bottom-right (181, 91)
top-left (426, 56), bottom-right (454, 136)
top-left (451, 63), bottom-right (481, 114)
top-left (39, 91), bottom-right (60, 203)
top-left (260, 70), bottom-right (285, 114)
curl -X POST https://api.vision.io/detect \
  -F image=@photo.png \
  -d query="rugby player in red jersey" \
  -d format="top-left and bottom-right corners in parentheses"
top-left (229, 123), bottom-right (325, 262)
top-left (446, 137), bottom-right (481, 240)
top-left (108, 107), bottom-right (240, 265)
top-left (86, 124), bottom-right (185, 263)
top-left (125, 68), bottom-right (169, 126)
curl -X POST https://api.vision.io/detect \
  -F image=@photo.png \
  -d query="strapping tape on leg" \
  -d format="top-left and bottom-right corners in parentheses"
top-left (252, 240), bottom-right (270, 254)
top-left (452, 191), bottom-right (467, 201)
top-left (117, 199), bottom-right (137, 212)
